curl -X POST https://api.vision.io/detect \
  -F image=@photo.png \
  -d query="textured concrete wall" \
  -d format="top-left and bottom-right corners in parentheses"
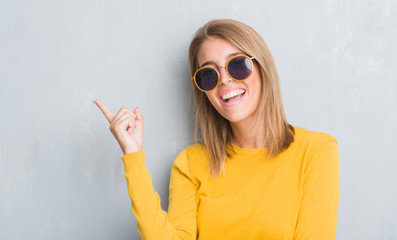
top-left (1, 0), bottom-right (396, 239)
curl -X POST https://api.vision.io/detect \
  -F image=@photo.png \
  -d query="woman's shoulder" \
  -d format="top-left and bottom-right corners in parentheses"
top-left (289, 125), bottom-right (338, 153)
top-left (292, 125), bottom-right (337, 143)
top-left (287, 126), bottom-right (339, 174)
top-left (171, 144), bottom-right (211, 178)
top-left (173, 144), bottom-right (209, 164)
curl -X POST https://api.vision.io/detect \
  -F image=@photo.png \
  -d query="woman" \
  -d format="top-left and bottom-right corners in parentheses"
top-left (94, 19), bottom-right (339, 240)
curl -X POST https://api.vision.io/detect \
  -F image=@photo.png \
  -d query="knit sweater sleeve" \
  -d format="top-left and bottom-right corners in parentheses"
top-left (294, 141), bottom-right (340, 240)
top-left (121, 150), bottom-right (197, 240)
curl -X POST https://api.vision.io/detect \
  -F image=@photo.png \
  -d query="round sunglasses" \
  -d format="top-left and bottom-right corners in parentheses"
top-left (193, 54), bottom-right (255, 92)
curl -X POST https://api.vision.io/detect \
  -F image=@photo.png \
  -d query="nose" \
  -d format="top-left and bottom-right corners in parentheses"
top-left (218, 66), bottom-right (232, 85)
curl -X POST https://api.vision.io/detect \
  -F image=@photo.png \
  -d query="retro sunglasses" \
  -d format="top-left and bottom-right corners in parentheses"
top-left (193, 54), bottom-right (255, 92)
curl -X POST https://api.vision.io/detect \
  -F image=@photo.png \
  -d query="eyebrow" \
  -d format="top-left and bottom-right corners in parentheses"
top-left (199, 52), bottom-right (243, 68)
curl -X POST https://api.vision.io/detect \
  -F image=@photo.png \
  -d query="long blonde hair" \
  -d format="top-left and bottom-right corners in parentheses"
top-left (188, 19), bottom-right (295, 178)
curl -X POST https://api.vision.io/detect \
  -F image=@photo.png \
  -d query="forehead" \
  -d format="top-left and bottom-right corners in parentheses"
top-left (197, 37), bottom-right (243, 66)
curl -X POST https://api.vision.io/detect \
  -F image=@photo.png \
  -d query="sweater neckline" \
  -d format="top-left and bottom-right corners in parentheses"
top-left (228, 143), bottom-right (268, 156)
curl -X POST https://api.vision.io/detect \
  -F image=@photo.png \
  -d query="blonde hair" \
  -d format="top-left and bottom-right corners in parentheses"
top-left (188, 19), bottom-right (294, 178)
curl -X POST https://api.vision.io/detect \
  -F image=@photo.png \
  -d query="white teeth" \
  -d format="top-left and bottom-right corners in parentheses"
top-left (221, 90), bottom-right (246, 100)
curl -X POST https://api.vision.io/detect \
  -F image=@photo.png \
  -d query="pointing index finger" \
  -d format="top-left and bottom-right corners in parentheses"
top-left (93, 100), bottom-right (114, 123)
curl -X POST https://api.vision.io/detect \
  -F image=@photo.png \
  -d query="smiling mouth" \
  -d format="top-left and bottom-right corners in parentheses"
top-left (221, 89), bottom-right (246, 103)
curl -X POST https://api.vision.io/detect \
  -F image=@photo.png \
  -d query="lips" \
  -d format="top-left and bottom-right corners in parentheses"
top-left (219, 88), bottom-right (246, 106)
top-left (221, 89), bottom-right (246, 102)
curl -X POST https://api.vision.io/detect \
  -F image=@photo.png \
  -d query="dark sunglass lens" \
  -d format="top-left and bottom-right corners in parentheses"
top-left (195, 68), bottom-right (218, 91)
top-left (228, 56), bottom-right (252, 80)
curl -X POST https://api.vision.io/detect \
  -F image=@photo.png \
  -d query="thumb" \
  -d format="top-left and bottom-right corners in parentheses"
top-left (134, 107), bottom-right (143, 128)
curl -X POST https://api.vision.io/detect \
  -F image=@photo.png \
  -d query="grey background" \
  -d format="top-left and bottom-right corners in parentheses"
top-left (1, 0), bottom-right (396, 239)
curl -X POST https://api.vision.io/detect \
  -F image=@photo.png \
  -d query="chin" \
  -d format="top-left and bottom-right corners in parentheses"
top-left (219, 111), bottom-right (248, 123)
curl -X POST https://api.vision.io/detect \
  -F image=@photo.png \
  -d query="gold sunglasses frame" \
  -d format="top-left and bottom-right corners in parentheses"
top-left (193, 54), bottom-right (255, 92)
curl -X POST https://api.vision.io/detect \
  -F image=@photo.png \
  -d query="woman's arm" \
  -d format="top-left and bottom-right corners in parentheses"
top-left (294, 141), bottom-right (340, 240)
top-left (94, 101), bottom-right (197, 239)
top-left (122, 150), bottom-right (197, 239)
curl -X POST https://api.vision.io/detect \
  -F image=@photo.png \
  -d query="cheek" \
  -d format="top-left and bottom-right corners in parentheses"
top-left (255, 79), bottom-right (262, 98)
top-left (249, 72), bottom-right (262, 106)
top-left (253, 69), bottom-right (262, 94)
top-left (205, 92), bottom-right (219, 107)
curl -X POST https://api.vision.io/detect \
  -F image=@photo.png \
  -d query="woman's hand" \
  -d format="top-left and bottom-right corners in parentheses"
top-left (93, 100), bottom-right (143, 155)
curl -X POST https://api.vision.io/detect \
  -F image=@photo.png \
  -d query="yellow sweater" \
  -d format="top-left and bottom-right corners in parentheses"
top-left (121, 126), bottom-right (339, 240)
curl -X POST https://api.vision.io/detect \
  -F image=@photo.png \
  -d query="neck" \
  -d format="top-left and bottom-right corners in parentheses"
top-left (230, 119), bottom-right (265, 149)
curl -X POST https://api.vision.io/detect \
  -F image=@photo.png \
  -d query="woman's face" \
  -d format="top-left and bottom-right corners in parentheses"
top-left (197, 37), bottom-right (262, 125)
